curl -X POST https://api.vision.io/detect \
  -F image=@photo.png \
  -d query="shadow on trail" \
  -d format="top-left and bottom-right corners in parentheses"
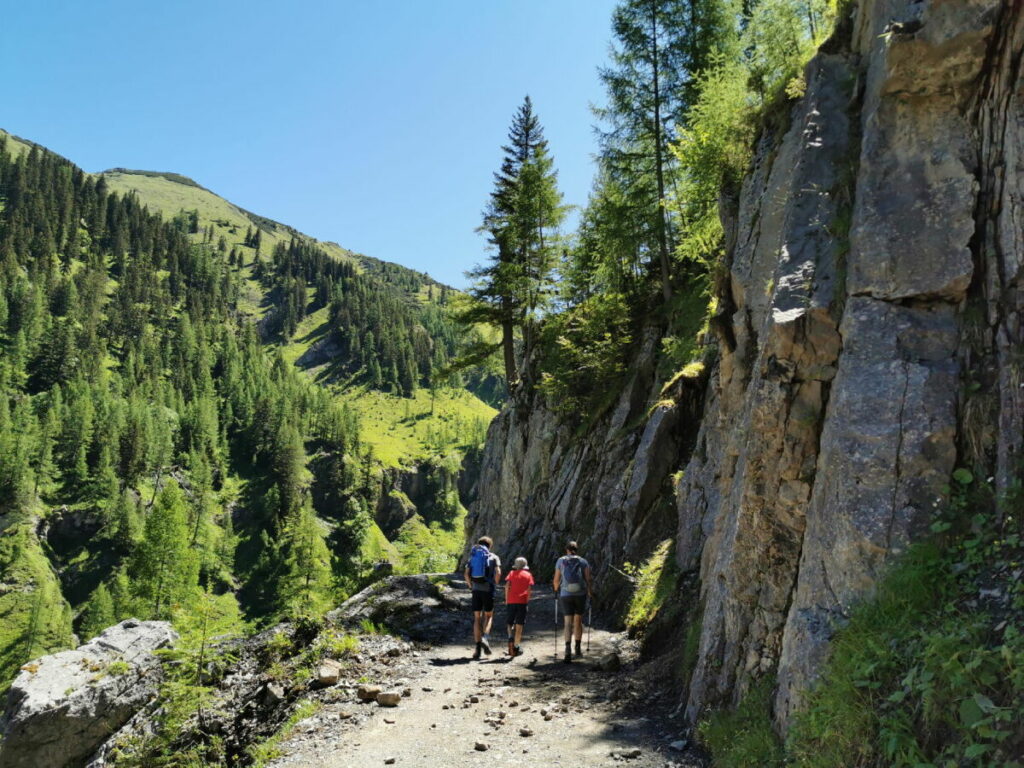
top-left (428, 656), bottom-right (474, 666)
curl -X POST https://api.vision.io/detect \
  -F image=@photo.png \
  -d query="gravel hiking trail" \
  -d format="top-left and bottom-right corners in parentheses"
top-left (268, 584), bottom-right (703, 768)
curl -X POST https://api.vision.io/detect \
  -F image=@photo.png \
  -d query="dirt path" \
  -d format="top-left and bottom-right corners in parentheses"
top-left (268, 585), bottom-right (701, 768)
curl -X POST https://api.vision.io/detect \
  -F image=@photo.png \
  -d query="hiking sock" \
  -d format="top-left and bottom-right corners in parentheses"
top-left (507, 638), bottom-right (515, 656)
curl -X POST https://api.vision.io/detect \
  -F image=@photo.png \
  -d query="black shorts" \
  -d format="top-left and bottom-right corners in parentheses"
top-left (506, 603), bottom-right (528, 626)
top-left (559, 595), bottom-right (587, 616)
top-left (471, 590), bottom-right (495, 612)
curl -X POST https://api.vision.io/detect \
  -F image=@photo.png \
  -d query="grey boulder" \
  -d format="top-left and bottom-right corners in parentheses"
top-left (0, 619), bottom-right (177, 768)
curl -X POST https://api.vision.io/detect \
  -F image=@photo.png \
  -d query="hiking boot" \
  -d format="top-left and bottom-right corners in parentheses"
top-left (563, 643), bottom-right (572, 663)
top-left (514, 645), bottom-right (523, 657)
top-left (574, 641), bottom-right (582, 658)
top-left (472, 642), bottom-right (482, 660)
top-left (481, 636), bottom-right (492, 655)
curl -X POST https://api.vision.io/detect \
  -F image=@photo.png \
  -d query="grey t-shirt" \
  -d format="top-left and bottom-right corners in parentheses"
top-left (471, 552), bottom-right (501, 592)
top-left (556, 555), bottom-right (589, 596)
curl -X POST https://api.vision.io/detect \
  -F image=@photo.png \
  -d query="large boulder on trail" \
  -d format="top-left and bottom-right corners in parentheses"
top-left (0, 619), bottom-right (177, 768)
top-left (327, 575), bottom-right (466, 642)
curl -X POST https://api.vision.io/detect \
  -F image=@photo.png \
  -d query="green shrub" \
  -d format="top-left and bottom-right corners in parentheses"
top-left (537, 292), bottom-right (633, 417)
top-left (625, 539), bottom-right (678, 635)
top-left (698, 678), bottom-right (785, 768)
top-left (788, 477), bottom-right (1024, 767)
top-left (247, 698), bottom-right (321, 767)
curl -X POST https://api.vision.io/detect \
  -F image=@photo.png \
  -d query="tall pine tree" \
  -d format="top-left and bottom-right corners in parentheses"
top-left (460, 96), bottom-right (566, 388)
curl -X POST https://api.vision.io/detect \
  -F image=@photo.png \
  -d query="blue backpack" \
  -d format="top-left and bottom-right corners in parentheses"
top-left (560, 555), bottom-right (585, 594)
top-left (469, 545), bottom-right (491, 583)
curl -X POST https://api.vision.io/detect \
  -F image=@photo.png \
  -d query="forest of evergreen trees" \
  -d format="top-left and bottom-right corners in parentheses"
top-left (0, 135), bottom-right (473, 689)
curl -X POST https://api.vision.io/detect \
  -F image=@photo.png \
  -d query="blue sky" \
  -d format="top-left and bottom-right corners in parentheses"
top-left (2, 0), bottom-right (620, 287)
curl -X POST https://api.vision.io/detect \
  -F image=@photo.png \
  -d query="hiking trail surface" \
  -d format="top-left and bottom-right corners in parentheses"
top-left (268, 581), bottom-right (705, 768)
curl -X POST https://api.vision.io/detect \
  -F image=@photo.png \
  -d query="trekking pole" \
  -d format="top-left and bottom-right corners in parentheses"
top-left (554, 589), bottom-right (559, 659)
top-left (587, 597), bottom-right (592, 653)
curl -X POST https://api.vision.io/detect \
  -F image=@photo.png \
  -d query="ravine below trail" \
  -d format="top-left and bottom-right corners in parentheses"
top-left (268, 583), bottom-right (705, 768)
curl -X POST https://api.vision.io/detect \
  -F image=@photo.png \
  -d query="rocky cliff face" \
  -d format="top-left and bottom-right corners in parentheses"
top-left (468, 0), bottom-right (1022, 730)
top-left (465, 327), bottom-right (705, 603)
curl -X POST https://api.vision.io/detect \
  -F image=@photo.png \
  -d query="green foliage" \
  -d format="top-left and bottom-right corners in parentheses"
top-left (624, 539), bottom-right (679, 634)
top-left (0, 524), bottom-right (74, 693)
top-left (788, 479), bottom-right (1024, 768)
top-left (310, 627), bottom-right (359, 659)
top-left (247, 698), bottom-right (322, 767)
top-left (459, 96), bottom-right (567, 386)
top-left (130, 481), bottom-right (200, 620)
top-left (595, 0), bottom-right (738, 302)
top-left (0, 129), bottom-right (496, 696)
top-left (537, 292), bottom-right (634, 416)
top-left (657, 279), bottom-right (714, 381)
top-left (671, 0), bottom-right (836, 273)
top-left (106, 659), bottom-right (131, 675)
top-left (699, 678), bottom-right (785, 768)
top-left (275, 501), bottom-right (334, 619)
top-left (358, 618), bottom-right (391, 636)
top-left (79, 583), bottom-right (116, 641)
top-left (392, 504), bottom-right (466, 575)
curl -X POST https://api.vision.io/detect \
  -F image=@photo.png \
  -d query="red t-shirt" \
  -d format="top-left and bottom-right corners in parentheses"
top-left (504, 568), bottom-right (534, 604)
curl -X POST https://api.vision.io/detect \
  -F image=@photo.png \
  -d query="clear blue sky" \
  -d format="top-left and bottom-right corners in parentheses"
top-left (2, 0), bottom-right (620, 287)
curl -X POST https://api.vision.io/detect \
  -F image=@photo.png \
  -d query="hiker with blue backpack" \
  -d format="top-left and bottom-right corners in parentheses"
top-left (552, 540), bottom-right (593, 663)
top-left (464, 536), bottom-right (502, 660)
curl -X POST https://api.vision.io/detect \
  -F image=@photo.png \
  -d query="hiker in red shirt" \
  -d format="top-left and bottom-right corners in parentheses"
top-left (504, 556), bottom-right (534, 657)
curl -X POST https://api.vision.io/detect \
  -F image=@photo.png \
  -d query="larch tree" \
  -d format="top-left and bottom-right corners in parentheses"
top-left (276, 500), bottom-right (333, 618)
top-left (596, 0), bottom-right (736, 302)
top-left (131, 480), bottom-right (199, 619)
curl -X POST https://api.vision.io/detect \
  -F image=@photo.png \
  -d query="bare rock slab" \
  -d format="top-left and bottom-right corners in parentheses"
top-left (0, 619), bottom-right (177, 768)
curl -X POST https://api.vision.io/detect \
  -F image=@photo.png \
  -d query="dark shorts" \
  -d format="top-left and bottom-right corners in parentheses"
top-left (559, 595), bottom-right (587, 616)
top-left (506, 603), bottom-right (528, 626)
top-left (471, 590), bottom-right (495, 613)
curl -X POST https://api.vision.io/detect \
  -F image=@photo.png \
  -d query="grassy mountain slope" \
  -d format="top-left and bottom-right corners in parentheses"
top-left (100, 166), bottom-right (498, 466)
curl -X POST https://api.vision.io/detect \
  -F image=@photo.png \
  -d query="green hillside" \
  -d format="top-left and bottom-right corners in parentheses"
top-left (0, 128), bottom-right (499, 695)
top-left (101, 165), bottom-right (499, 466)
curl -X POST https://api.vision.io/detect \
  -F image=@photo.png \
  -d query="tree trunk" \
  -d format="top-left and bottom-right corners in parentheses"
top-left (651, 1), bottom-right (673, 302)
top-left (501, 299), bottom-right (518, 389)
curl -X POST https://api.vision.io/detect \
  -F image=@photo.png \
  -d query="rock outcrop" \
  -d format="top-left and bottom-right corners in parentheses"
top-left (328, 575), bottom-right (467, 642)
top-left (468, 0), bottom-right (1023, 732)
top-left (0, 619), bottom-right (177, 768)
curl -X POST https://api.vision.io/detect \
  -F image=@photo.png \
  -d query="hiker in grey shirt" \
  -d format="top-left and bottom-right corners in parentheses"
top-left (552, 540), bottom-right (593, 662)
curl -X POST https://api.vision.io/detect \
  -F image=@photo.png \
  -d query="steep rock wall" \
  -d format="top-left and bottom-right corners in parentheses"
top-left (681, 0), bottom-right (1022, 727)
top-left (469, 0), bottom-right (1022, 731)
top-left (465, 329), bottom-right (704, 601)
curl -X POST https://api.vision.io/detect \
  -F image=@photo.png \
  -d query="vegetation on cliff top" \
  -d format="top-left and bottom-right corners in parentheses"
top-left (460, 0), bottom-right (840, 419)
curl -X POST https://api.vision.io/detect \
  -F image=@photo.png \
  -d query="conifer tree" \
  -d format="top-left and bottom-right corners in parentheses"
top-left (596, 0), bottom-right (735, 302)
top-left (460, 96), bottom-right (566, 387)
top-left (79, 583), bottom-right (115, 640)
top-left (131, 481), bottom-right (199, 619)
top-left (276, 500), bottom-right (333, 617)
